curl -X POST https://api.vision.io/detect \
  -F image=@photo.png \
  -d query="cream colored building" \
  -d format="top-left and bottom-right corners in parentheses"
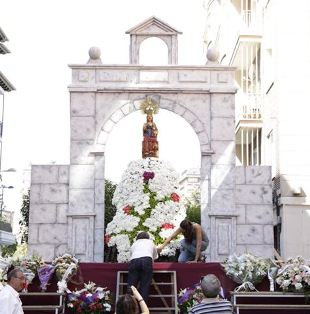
top-left (204, 0), bottom-right (310, 259)
top-left (179, 168), bottom-right (200, 199)
top-left (0, 26), bottom-right (15, 248)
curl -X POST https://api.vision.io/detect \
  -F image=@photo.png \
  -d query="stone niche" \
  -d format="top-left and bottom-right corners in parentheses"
top-left (28, 17), bottom-right (273, 262)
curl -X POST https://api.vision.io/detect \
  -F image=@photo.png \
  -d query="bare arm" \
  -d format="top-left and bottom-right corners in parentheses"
top-left (157, 227), bottom-right (182, 252)
top-left (191, 224), bottom-right (202, 263)
top-left (153, 244), bottom-right (159, 260)
top-left (131, 286), bottom-right (149, 314)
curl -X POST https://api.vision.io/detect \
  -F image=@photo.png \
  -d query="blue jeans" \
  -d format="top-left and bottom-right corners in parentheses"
top-left (178, 239), bottom-right (208, 263)
top-left (127, 257), bottom-right (153, 301)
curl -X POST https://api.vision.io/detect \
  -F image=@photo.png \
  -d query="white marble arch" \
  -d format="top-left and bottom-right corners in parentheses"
top-left (28, 17), bottom-right (274, 262)
top-left (95, 97), bottom-right (210, 152)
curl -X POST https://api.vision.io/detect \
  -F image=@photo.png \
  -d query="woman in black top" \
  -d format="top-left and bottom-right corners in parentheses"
top-left (158, 219), bottom-right (209, 262)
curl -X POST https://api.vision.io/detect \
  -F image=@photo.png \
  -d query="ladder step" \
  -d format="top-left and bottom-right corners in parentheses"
top-left (119, 282), bottom-right (173, 286)
top-left (23, 305), bottom-right (62, 310)
top-left (116, 270), bottom-right (178, 313)
top-left (20, 293), bottom-right (64, 296)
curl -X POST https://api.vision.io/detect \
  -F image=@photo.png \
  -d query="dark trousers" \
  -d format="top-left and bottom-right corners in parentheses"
top-left (127, 256), bottom-right (153, 301)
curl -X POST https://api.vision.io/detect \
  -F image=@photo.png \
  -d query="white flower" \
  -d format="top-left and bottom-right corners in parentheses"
top-left (295, 282), bottom-right (303, 290)
top-left (223, 253), bottom-right (270, 289)
top-left (57, 280), bottom-right (67, 293)
top-left (84, 281), bottom-right (96, 290)
top-left (104, 304), bottom-right (112, 311)
top-left (295, 274), bottom-right (302, 282)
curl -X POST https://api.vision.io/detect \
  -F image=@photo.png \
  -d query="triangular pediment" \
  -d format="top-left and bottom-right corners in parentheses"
top-left (0, 27), bottom-right (9, 42)
top-left (0, 71), bottom-right (15, 92)
top-left (126, 16), bottom-right (182, 35)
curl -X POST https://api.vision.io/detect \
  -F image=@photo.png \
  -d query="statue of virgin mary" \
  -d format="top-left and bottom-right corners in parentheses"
top-left (140, 96), bottom-right (159, 158)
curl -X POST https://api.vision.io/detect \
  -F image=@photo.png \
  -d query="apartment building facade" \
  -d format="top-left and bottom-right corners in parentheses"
top-left (204, 0), bottom-right (310, 259)
top-left (0, 26), bottom-right (15, 248)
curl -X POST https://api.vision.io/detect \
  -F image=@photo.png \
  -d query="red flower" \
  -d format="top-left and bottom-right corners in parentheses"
top-left (171, 192), bottom-right (180, 202)
top-left (123, 205), bottom-right (132, 214)
top-left (162, 223), bottom-right (175, 229)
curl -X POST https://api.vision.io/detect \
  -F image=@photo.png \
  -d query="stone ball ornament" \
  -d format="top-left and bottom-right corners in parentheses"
top-left (89, 46), bottom-right (101, 60)
top-left (206, 47), bottom-right (219, 63)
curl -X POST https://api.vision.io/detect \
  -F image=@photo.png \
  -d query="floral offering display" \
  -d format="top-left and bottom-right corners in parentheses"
top-left (11, 255), bottom-right (44, 288)
top-left (275, 256), bottom-right (310, 293)
top-left (0, 256), bottom-right (11, 283)
top-left (223, 253), bottom-right (270, 291)
top-left (67, 281), bottom-right (112, 313)
top-left (105, 158), bottom-right (186, 262)
top-left (11, 254), bottom-right (44, 273)
top-left (37, 264), bottom-right (55, 291)
top-left (52, 253), bottom-right (79, 293)
top-left (178, 283), bottom-right (204, 313)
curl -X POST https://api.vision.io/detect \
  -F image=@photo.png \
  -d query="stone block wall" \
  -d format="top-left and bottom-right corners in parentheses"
top-left (28, 165), bottom-right (69, 261)
top-left (235, 166), bottom-right (274, 258)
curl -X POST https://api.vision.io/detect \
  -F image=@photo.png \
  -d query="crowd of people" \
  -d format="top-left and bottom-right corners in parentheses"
top-left (0, 219), bottom-right (234, 313)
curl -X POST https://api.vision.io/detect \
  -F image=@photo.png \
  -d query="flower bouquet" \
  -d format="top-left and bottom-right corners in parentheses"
top-left (223, 253), bottom-right (270, 291)
top-left (275, 256), bottom-right (310, 293)
top-left (52, 253), bottom-right (79, 280)
top-left (67, 281), bottom-right (112, 313)
top-left (11, 254), bottom-right (44, 290)
top-left (37, 264), bottom-right (55, 291)
top-left (178, 283), bottom-right (204, 313)
top-left (52, 253), bottom-right (79, 293)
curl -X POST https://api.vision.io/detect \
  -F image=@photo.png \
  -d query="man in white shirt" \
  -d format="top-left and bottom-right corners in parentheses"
top-left (127, 232), bottom-right (158, 302)
top-left (0, 268), bottom-right (26, 314)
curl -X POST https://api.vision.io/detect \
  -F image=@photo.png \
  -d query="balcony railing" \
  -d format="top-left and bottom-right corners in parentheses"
top-left (241, 10), bottom-right (263, 33)
top-left (236, 93), bottom-right (263, 121)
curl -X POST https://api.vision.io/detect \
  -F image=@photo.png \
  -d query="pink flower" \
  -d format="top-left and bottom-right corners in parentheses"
top-left (123, 205), bottom-right (132, 214)
top-left (162, 223), bottom-right (175, 229)
top-left (171, 193), bottom-right (180, 202)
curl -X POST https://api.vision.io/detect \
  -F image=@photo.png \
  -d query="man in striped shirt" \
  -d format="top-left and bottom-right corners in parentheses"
top-left (189, 274), bottom-right (233, 314)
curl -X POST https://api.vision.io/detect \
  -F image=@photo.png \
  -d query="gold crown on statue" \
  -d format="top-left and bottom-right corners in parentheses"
top-left (140, 96), bottom-right (160, 115)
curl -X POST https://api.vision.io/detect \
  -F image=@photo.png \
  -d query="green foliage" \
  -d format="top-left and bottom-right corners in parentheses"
top-left (184, 190), bottom-right (201, 224)
top-left (104, 180), bottom-right (118, 262)
top-left (19, 190), bottom-right (30, 244)
top-left (1, 243), bottom-right (17, 257)
top-left (104, 180), bottom-right (117, 229)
